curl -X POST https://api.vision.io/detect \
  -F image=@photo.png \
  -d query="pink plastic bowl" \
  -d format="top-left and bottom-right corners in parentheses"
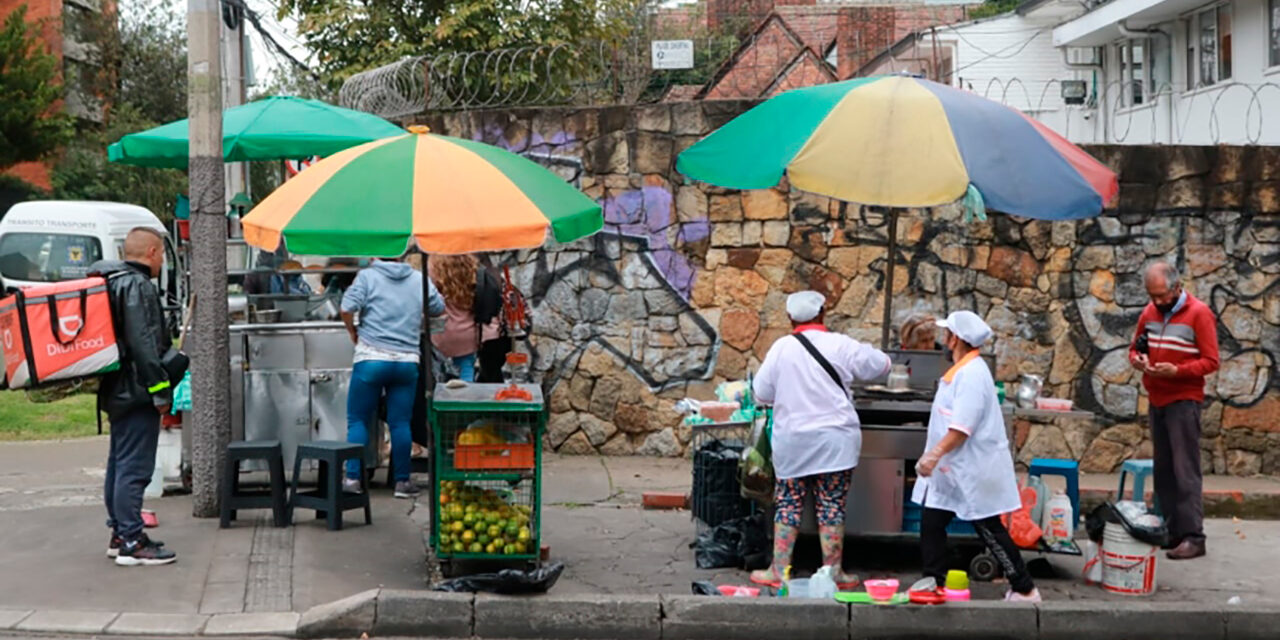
top-left (865, 579), bottom-right (899, 602)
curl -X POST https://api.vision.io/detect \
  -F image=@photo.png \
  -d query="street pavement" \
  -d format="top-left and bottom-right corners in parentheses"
top-left (0, 436), bottom-right (1278, 621)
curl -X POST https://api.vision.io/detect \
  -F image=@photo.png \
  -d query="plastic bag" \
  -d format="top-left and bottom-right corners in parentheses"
top-left (1001, 486), bottom-right (1044, 549)
top-left (692, 581), bottom-right (721, 596)
top-left (1086, 501), bottom-right (1169, 548)
top-left (738, 418), bottom-right (774, 507)
top-left (692, 513), bottom-right (770, 570)
top-left (432, 562), bottom-right (564, 594)
top-left (1082, 540), bottom-right (1102, 585)
top-left (171, 371), bottom-right (192, 414)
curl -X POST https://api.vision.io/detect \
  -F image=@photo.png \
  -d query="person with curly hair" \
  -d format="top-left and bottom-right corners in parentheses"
top-left (429, 254), bottom-right (503, 382)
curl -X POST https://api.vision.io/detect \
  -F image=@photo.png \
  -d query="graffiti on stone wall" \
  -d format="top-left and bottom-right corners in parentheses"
top-left (469, 126), bottom-right (718, 392)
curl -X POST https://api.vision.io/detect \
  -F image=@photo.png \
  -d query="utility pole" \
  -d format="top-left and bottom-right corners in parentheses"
top-left (188, 0), bottom-right (229, 518)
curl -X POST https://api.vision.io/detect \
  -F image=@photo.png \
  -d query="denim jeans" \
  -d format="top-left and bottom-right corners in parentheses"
top-left (104, 405), bottom-right (160, 541)
top-left (346, 359), bottom-right (418, 482)
top-left (452, 354), bottom-right (477, 382)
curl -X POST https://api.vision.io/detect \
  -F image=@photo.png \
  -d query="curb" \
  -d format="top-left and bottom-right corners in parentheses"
top-left (6, 593), bottom-right (1280, 639)
top-left (1079, 488), bottom-right (1280, 520)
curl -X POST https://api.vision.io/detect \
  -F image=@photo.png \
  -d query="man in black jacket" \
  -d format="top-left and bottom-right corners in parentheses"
top-left (91, 227), bottom-right (177, 566)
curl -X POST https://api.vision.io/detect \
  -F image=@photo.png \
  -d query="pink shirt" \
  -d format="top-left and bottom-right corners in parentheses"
top-left (431, 303), bottom-right (500, 357)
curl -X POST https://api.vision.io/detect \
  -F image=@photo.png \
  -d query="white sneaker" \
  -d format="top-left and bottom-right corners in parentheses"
top-left (1005, 588), bottom-right (1042, 603)
top-left (342, 478), bottom-right (362, 494)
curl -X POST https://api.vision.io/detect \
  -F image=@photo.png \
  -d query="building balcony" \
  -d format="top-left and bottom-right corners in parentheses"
top-left (1052, 0), bottom-right (1207, 46)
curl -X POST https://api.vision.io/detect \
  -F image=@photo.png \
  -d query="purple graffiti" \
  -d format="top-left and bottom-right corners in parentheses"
top-left (601, 186), bottom-right (706, 300)
top-left (473, 125), bottom-right (576, 154)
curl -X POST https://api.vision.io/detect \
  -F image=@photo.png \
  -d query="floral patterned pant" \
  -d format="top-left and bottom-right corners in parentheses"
top-left (774, 469), bottom-right (853, 527)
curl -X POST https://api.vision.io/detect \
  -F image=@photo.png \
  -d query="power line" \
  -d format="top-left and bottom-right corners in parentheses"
top-left (220, 0), bottom-right (320, 81)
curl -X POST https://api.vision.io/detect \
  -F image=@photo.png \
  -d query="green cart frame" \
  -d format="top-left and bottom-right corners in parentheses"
top-left (429, 383), bottom-right (545, 577)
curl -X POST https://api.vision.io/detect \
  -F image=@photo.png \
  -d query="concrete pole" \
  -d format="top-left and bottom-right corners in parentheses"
top-left (188, 0), bottom-right (229, 518)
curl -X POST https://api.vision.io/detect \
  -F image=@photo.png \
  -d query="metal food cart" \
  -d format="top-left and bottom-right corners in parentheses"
top-left (429, 382), bottom-right (544, 577)
top-left (691, 349), bottom-right (1091, 580)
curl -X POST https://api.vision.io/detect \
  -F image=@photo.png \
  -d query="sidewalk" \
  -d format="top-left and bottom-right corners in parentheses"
top-left (0, 437), bottom-right (1278, 636)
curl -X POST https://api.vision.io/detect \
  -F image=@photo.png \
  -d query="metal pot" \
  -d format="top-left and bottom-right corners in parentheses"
top-left (1016, 374), bottom-right (1043, 409)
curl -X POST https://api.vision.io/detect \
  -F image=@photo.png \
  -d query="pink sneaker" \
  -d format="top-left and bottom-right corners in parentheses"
top-left (1004, 588), bottom-right (1042, 603)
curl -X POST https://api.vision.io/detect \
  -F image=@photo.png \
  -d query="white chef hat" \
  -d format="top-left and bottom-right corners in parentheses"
top-left (935, 310), bottom-right (993, 347)
top-left (786, 291), bottom-right (826, 323)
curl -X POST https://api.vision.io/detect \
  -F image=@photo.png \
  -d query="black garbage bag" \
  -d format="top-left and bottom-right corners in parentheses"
top-left (692, 580), bottom-right (721, 596)
top-left (432, 562), bottom-right (565, 594)
top-left (693, 440), bottom-right (750, 527)
top-left (692, 512), bottom-right (770, 570)
top-left (1085, 502), bottom-right (1169, 548)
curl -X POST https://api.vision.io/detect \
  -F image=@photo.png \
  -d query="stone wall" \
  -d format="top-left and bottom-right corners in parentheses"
top-left (417, 103), bottom-right (1280, 476)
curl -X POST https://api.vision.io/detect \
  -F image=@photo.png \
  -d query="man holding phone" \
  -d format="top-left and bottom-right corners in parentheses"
top-left (1129, 262), bottom-right (1219, 561)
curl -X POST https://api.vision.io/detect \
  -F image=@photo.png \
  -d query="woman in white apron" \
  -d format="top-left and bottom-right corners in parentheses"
top-left (912, 311), bottom-right (1041, 602)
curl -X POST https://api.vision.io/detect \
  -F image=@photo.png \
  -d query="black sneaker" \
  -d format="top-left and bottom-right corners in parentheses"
top-left (115, 537), bottom-right (177, 566)
top-left (108, 533), bottom-right (165, 558)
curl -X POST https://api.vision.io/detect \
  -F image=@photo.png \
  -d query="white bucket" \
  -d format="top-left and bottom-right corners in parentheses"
top-left (1101, 522), bottom-right (1158, 596)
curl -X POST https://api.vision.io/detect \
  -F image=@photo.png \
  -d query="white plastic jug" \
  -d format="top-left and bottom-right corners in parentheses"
top-left (1041, 492), bottom-right (1074, 544)
top-left (809, 566), bottom-right (838, 599)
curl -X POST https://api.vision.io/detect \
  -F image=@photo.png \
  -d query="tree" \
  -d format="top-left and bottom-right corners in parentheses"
top-left (51, 103), bottom-right (187, 220)
top-left (0, 5), bottom-right (74, 168)
top-left (278, 0), bottom-right (649, 85)
top-left (50, 1), bottom-right (188, 219)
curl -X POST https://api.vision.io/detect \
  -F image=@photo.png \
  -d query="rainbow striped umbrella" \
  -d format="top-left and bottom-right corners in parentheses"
top-left (243, 126), bottom-right (603, 257)
top-left (677, 75), bottom-right (1118, 220)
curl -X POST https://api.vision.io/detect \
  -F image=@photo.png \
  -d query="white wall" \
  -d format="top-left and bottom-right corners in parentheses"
top-left (863, 11), bottom-right (1105, 144)
top-left (1098, 0), bottom-right (1280, 144)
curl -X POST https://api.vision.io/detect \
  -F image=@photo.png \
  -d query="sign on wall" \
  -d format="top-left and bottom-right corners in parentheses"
top-left (651, 40), bottom-right (694, 70)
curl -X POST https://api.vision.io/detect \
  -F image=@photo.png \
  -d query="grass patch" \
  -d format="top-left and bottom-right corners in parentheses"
top-left (0, 389), bottom-right (101, 441)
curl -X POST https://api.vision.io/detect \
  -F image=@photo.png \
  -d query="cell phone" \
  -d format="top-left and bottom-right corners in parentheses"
top-left (1135, 334), bottom-right (1149, 355)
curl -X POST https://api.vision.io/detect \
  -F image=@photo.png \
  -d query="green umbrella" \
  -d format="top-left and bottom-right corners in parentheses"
top-left (107, 96), bottom-right (405, 169)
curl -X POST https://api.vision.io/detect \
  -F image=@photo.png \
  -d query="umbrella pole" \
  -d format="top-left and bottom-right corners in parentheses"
top-left (412, 248), bottom-right (432, 459)
top-left (880, 209), bottom-right (898, 350)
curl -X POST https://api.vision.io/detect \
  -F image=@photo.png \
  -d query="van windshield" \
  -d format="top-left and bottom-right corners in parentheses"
top-left (0, 232), bottom-right (104, 282)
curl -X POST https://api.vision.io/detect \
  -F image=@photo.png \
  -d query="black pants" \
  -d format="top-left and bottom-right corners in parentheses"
top-left (104, 406), bottom-right (160, 542)
top-left (922, 508), bottom-right (1035, 594)
top-left (1150, 400), bottom-right (1205, 544)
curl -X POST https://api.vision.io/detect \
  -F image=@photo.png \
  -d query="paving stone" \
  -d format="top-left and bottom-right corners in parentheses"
top-left (1038, 601), bottom-right (1225, 640)
top-left (475, 593), bottom-right (659, 639)
top-left (106, 612), bottom-right (209, 635)
top-left (16, 610), bottom-right (119, 634)
top-left (851, 601), bottom-right (1034, 639)
top-left (662, 595), bottom-right (847, 640)
top-left (203, 611), bottom-right (300, 637)
top-left (0, 610), bottom-right (32, 630)
top-left (374, 590), bottom-right (472, 638)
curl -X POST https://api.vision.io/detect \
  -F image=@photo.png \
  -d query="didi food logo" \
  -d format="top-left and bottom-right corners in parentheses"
top-left (59, 315), bottom-right (83, 340)
top-left (3, 328), bottom-right (11, 351)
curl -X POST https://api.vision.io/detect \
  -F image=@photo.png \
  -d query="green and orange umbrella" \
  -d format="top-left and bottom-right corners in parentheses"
top-left (243, 125), bottom-right (603, 256)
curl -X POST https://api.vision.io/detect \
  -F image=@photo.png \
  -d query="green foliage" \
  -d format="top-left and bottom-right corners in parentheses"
top-left (0, 5), bottom-right (74, 168)
top-left (968, 0), bottom-right (1021, 20)
top-left (0, 389), bottom-right (99, 441)
top-left (279, 0), bottom-right (649, 85)
top-left (115, 0), bottom-right (188, 124)
top-left (51, 102), bottom-right (187, 221)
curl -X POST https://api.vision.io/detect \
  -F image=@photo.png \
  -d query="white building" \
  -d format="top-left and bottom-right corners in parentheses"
top-left (860, 0), bottom-right (1280, 145)
top-left (858, 0), bottom-right (1101, 142)
top-left (1054, 0), bottom-right (1280, 144)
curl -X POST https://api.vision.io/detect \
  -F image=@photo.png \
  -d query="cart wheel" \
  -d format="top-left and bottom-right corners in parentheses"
top-left (970, 552), bottom-right (1002, 582)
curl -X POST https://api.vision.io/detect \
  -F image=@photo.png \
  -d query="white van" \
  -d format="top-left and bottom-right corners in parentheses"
top-left (0, 201), bottom-right (186, 336)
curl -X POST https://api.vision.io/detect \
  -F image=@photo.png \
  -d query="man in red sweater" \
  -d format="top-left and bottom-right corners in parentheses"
top-left (1128, 262), bottom-right (1219, 560)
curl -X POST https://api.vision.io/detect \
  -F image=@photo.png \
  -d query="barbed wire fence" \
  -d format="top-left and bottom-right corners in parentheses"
top-left (334, 6), bottom-right (1280, 146)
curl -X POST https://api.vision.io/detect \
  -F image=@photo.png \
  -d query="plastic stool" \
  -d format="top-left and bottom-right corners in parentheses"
top-left (289, 441), bottom-right (372, 531)
top-left (1118, 459), bottom-right (1158, 513)
top-left (221, 440), bottom-right (288, 529)
top-left (1027, 458), bottom-right (1079, 523)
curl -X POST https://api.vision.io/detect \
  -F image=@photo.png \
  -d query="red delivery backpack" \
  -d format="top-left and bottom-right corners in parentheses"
top-left (0, 277), bottom-right (121, 389)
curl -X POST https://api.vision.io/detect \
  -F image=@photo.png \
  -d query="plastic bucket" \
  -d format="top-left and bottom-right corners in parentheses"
top-left (785, 578), bottom-right (811, 598)
top-left (1101, 522), bottom-right (1157, 595)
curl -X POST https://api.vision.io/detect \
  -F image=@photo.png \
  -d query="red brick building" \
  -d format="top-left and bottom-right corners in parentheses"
top-left (692, 0), bottom-right (974, 100)
top-left (1, 0), bottom-right (106, 190)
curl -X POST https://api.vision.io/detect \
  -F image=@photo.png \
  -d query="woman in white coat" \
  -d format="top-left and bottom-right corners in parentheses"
top-left (913, 311), bottom-right (1041, 602)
